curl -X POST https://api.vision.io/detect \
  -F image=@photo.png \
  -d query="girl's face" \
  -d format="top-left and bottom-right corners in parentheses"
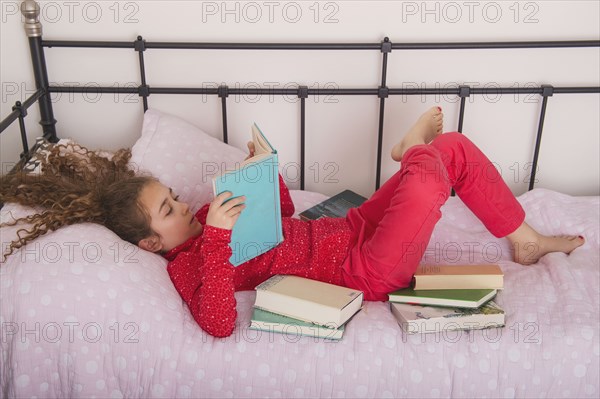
top-left (137, 181), bottom-right (203, 252)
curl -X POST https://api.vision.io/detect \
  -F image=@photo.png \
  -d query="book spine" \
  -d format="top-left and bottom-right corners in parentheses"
top-left (414, 276), bottom-right (503, 290)
top-left (272, 153), bottom-right (283, 241)
top-left (256, 275), bottom-right (285, 291)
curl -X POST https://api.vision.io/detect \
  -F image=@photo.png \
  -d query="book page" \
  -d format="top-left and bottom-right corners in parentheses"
top-left (252, 124), bottom-right (274, 155)
top-left (240, 152), bottom-right (272, 168)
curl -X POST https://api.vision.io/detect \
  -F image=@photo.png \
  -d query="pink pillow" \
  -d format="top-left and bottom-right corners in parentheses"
top-left (130, 109), bottom-right (246, 213)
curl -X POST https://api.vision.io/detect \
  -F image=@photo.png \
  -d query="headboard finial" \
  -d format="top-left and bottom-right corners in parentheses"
top-left (21, 1), bottom-right (42, 37)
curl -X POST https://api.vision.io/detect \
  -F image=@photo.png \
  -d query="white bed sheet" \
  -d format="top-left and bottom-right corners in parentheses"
top-left (1, 188), bottom-right (598, 398)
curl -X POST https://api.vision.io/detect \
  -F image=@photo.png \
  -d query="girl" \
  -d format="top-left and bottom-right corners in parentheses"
top-left (1, 108), bottom-right (584, 338)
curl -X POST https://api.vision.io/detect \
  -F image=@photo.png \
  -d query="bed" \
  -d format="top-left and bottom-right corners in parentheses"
top-left (1, 1), bottom-right (599, 398)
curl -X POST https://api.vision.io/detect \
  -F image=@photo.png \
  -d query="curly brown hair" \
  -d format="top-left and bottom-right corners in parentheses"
top-left (1, 142), bottom-right (157, 262)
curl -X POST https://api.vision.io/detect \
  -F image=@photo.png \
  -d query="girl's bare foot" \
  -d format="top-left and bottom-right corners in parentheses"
top-left (506, 221), bottom-right (585, 265)
top-left (391, 107), bottom-right (444, 162)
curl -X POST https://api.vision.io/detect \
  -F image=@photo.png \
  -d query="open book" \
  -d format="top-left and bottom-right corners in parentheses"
top-left (212, 123), bottom-right (282, 266)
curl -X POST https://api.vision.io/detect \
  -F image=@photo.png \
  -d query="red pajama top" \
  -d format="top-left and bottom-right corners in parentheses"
top-left (164, 176), bottom-right (353, 338)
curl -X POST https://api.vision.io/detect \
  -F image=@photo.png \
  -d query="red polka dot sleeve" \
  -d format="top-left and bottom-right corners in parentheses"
top-left (166, 174), bottom-right (295, 338)
top-left (165, 226), bottom-right (237, 338)
top-left (197, 226), bottom-right (237, 337)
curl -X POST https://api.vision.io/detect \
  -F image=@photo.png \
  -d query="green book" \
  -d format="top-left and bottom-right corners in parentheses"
top-left (299, 189), bottom-right (367, 221)
top-left (249, 307), bottom-right (345, 340)
top-left (388, 287), bottom-right (497, 308)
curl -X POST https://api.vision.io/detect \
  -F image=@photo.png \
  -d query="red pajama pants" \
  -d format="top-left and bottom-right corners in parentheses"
top-left (340, 132), bottom-right (525, 301)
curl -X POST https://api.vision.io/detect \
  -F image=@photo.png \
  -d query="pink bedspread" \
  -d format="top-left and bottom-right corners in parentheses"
top-left (1, 188), bottom-right (598, 398)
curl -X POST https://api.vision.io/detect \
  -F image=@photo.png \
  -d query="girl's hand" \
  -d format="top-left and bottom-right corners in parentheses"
top-left (244, 141), bottom-right (255, 161)
top-left (206, 192), bottom-right (246, 230)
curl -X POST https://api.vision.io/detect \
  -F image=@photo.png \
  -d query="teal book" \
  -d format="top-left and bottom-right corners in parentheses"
top-left (212, 123), bottom-right (282, 266)
top-left (249, 307), bottom-right (345, 340)
top-left (388, 287), bottom-right (497, 309)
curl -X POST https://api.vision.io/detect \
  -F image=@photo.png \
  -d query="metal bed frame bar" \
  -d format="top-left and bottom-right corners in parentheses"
top-left (2, 1), bottom-right (599, 192)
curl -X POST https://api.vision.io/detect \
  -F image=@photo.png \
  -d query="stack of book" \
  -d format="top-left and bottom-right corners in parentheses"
top-left (388, 264), bottom-right (506, 334)
top-left (249, 275), bottom-right (364, 340)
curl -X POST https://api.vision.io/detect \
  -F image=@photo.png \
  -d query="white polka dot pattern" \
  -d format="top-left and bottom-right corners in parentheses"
top-left (1, 188), bottom-right (598, 398)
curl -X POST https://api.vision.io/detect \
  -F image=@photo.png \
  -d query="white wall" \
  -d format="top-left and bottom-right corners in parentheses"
top-left (1, 0), bottom-right (599, 197)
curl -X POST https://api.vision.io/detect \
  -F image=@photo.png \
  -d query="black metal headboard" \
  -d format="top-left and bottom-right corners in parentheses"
top-left (1, 0), bottom-right (599, 192)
